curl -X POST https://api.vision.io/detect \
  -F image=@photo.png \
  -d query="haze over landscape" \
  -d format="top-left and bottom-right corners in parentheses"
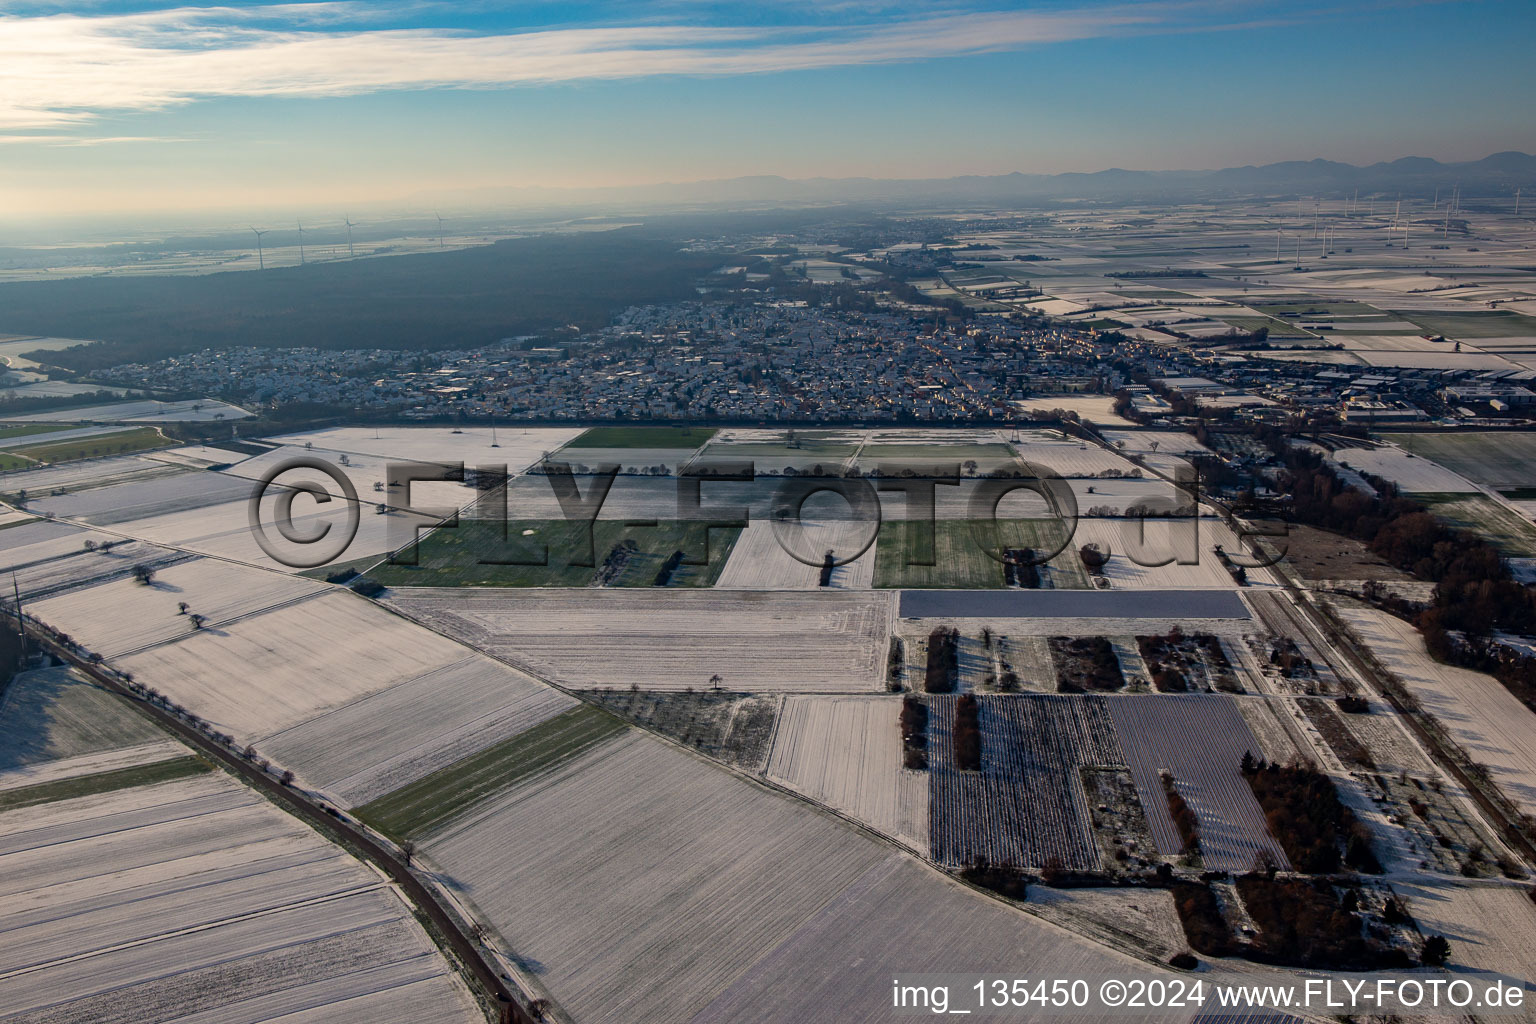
top-left (3, 0), bottom-right (1534, 223)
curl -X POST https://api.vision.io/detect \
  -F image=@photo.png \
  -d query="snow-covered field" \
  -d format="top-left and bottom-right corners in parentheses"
top-left (426, 728), bottom-right (1156, 1024)
top-left (765, 696), bottom-right (927, 850)
top-left (713, 519), bottom-right (877, 590)
top-left (29, 468), bottom-right (249, 526)
top-left (1108, 694), bottom-right (1289, 872)
top-left (0, 453), bottom-right (181, 495)
top-left (0, 524), bottom-right (187, 601)
top-left (1338, 605), bottom-right (1536, 815)
top-left (1100, 430), bottom-right (1213, 456)
top-left (113, 591), bottom-right (475, 737)
top-left (1012, 440), bottom-right (1143, 478)
top-left (690, 852), bottom-right (1186, 1024)
top-left (0, 666), bottom-right (171, 777)
top-left (88, 491), bottom-right (407, 572)
top-left (0, 773), bottom-right (481, 1024)
top-left (1392, 879), bottom-right (1536, 1015)
top-left (1333, 445), bottom-right (1480, 494)
top-left (31, 556), bottom-right (325, 657)
top-left (1068, 517), bottom-right (1251, 589)
top-left (1013, 395), bottom-right (1137, 425)
top-left (387, 588), bottom-right (893, 692)
top-left (268, 425), bottom-right (581, 470)
top-left (260, 654), bottom-right (576, 805)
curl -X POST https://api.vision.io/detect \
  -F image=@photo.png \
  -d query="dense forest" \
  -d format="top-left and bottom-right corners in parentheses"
top-left (1, 229), bottom-right (717, 371)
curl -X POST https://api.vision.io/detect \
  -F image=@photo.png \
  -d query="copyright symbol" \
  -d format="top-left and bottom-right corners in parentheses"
top-left (247, 456), bottom-right (360, 569)
top-left (1100, 980), bottom-right (1126, 1007)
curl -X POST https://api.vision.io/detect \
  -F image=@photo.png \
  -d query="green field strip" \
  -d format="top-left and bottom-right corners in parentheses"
top-left (0, 424), bottom-right (69, 441)
top-left (9, 426), bottom-right (169, 464)
top-left (1414, 492), bottom-right (1536, 558)
top-left (0, 756), bottom-right (210, 813)
top-left (563, 426), bottom-right (718, 449)
top-left (369, 518), bottom-right (741, 588)
top-left (355, 705), bottom-right (628, 841)
top-left (872, 517), bottom-right (1087, 589)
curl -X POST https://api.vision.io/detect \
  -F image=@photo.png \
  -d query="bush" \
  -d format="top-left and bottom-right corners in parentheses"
top-left (954, 694), bottom-right (981, 770)
top-left (1169, 952), bottom-right (1198, 970)
top-left (924, 627), bottom-right (960, 693)
top-left (349, 577), bottom-right (386, 598)
top-left (1242, 759), bottom-right (1378, 874)
top-left (1238, 875), bottom-right (1410, 969)
top-left (1170, 881), bottom-right (1235, 956)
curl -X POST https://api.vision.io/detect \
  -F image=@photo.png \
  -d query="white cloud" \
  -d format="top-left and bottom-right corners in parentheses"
top-left (0, 3), bottom-right (1170, 131)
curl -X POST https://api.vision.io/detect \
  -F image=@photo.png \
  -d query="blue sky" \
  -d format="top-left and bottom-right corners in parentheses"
top-left (2, 0), bottom-right (1533, 216)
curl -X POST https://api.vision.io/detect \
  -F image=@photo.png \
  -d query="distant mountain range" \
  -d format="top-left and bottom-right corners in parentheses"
top-left (437, 151), bottom-right (1536, 211)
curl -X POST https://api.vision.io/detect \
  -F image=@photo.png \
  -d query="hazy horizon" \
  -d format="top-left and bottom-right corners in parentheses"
top-left (3, 0), bottom-right (1533, 221)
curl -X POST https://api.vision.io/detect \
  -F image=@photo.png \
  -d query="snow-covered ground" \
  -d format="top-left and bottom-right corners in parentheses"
top-left (0, 773), bottom-right (481, 1024)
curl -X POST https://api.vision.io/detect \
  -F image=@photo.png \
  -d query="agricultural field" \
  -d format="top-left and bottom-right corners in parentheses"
top-left (261, 654), bottom-right (577, 805)
top-left (1014, 395), bottom-right (1136, 426)
top-left (696, 428), bottom-right (863, 472)
top-left (1388, 307), bottom-right (1536, 339)
top-left (1099, 430), bottom-right (1212, 457)
top-left (856, 441), bottom-right (1020, 475)
top-left (0, 423), bottom-right (152, 452)
top-left (1391, 880), bottom-right (1536, 998)
top-left (563, 425), bottom-right (716, 449)
top-left (0, 528), bottom-right (189, 602)
top-left (215, 442), bottom-right (481, 518)
top-left (7, 425), bottom-right (169, 464)
top-left (1265, 522), bottom-right (1417, 583)
top-left (1388, 432), bottom-right (1536, 491)
top-left (583, 688), bottom-right (778, 771)
top-left (713, 519), bottom-right (877, 589)
top-left (1415, 493), bottom-right (1536, 556)
top-left (386, 588), bottom-right (892, 692)
top-left (0, 666), bottom-right (174, 780)
top-left (4, 398), bottom-right (250, 423)
top-left (1336, 604), bottom-right (1536, 816)
top-left (928, 694), bottom-right (1124, 870)
top-left (269, 424), bottom-right (583, 472)
top-left (1107, 694), bottom-right (1289, 872)
top-left (370, 517), bottom-right (741, 588)
top-left (113, 591), bottom-right (477, 737)
top-left (1073, 517), bottom-right (1262, 589)
top-left (0, 772), bottom-right (483, 1024)
top-left (423, 728), bottom-right (1151, 1024)
top-left (30, 556), bottom-right (326, 657)
top-left (1011, 438), bottom-right (1144, 478)
top-left (873, 518), bottom-right (1085, 589)
top-left (357, 704), bottom-right (626, 840)
top-left (0, 451), bottom-right (184, 497)
top-left (1332, 445), bottom-right (1480, 494)
top-left (765, 695), bottom-right (928, 851)
top-left (27, 465), bottom-right (246, 525)
top-left (69, 489), bottom-right (409, 573)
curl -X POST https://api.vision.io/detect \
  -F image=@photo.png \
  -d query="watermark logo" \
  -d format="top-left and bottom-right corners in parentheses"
top-left (246, 454), bottom-right (1286, 572)
top-left (246, 456), bottom-right (360, 569)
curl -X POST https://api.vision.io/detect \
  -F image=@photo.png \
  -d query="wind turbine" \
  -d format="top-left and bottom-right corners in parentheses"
top-left (434, 211), bottom-right (445, 247)
top-left (251, 227), bottom-right (267, 270)
top-left (343, 216), bottom-right (356, 258)
top-left (297, 221), bottom-right (306, 266)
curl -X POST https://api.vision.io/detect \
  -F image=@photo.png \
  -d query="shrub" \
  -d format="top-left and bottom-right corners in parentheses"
top-left (954, 694), bottom-right (981, 770)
